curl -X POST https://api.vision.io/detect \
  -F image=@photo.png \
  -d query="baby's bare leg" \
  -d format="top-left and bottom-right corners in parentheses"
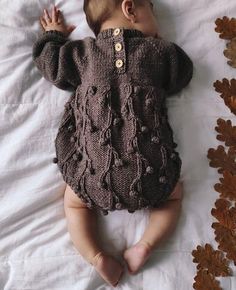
top-left (64, 184), bottom-right (124, 287)
top-left (123, 181), bottom-right (183, 274)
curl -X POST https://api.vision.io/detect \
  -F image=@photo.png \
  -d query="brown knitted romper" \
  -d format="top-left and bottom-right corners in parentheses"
top-left (32, 27), bottom-right (193, 216)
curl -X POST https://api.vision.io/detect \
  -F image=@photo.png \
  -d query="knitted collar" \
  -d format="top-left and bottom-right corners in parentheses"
top-left (96, 27), bottom-right (145, 40)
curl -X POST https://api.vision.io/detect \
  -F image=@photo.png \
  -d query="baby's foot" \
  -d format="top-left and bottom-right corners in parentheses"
top-left (91, 251), bottom-right (124, 287)
top-left (123, 241), bottom-right (152, 275)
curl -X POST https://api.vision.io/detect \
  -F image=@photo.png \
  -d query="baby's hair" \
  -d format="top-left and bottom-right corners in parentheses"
top-left (83, 0), bottom-right (145, 36)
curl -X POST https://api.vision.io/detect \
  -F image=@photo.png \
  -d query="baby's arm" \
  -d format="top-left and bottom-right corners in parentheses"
top-left (32, 5), bottom-right (82, 91)
top-left (162, 41), bottom-right (193, 96)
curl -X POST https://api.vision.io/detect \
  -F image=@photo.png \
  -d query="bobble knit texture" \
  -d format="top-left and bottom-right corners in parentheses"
top-left (32, 28), bottom-right (193, 215)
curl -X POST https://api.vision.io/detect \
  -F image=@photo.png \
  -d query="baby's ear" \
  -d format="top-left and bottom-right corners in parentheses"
top-left (121, 0), bottom-right (136, 23)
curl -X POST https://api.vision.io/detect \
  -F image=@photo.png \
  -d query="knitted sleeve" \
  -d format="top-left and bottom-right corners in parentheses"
top-left (162, 42), bottom-right (193, 96)
top-left (32, 30), bottom-right (84, 91)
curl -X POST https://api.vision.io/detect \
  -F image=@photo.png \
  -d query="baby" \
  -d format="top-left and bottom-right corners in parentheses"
top-left (33, 0), bottom-right (193, 287)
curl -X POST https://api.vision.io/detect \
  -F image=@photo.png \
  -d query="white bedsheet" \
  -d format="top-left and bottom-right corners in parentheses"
top-left (1, 0), bottom-right (236, 289)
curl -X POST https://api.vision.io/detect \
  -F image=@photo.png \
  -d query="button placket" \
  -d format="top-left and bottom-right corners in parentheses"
top-left (113, 28), bottom-right (126, 74)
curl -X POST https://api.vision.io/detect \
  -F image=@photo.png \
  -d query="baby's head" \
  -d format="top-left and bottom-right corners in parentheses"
top-left (83, 0), bottom-right (159, 38)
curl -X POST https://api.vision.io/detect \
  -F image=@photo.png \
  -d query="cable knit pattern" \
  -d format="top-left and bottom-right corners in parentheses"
top-left (32, 28), bottom-right (193, 215)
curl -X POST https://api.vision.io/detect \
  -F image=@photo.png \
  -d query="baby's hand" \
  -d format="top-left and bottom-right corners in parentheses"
top-left (40, 5), bottom-right (76, 37)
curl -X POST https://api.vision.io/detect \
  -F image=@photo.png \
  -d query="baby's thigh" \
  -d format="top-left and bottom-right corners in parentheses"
top-left (167, 181), bottom-right (183, 201)
top-left (64, 184), bottom-right (88, 209)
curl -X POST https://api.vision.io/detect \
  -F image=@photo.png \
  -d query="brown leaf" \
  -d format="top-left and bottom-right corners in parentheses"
top-left (192, 243), bottom-right (231, 276)
top-left (213, 78), bottom-right (236, 115)
top-left (211, 198), bottom-right (236, 230)
top-left (207, 145), bottom-right (236, 174)
top-left (214, 170), bottom-right (236, 201)
top-left (224, 37), bottom-right (236, 68)
top-left (193, 269), bottom-right (222, 290)
top-left (214, 78), bottom-right (236, 98)
top-left (215, 16), bottom-right (236, 40)
top-left (212, 222), bottom-right (236, 265)
top-left (215, 118), bottom-right (236, 147)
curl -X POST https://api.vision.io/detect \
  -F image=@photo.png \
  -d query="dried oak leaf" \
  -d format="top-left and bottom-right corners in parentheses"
top-left (214, 170), bottom-right (236, 201)
top-left (224, 37), bottom-right (236, 68)
top-left (212, 222), bottom-right (236, 265)
top-left (211, 198), bottom-right (236, 230)
top-left (215, 16), bottom-right (236, 40)
top-left (193, 269), bottom-right (222, 290)
top-left (192, 243), bottom-right (231, 276)
top-left (207, 145), bottom-right (236, 174)
top-left (213, 78), bottom-right (236, 115)
top-left (215, 118), bottom-right (236, 147)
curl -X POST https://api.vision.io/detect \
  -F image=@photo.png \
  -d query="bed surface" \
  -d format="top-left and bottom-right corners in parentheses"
top-left (1, 0), bottom-right (236, 289)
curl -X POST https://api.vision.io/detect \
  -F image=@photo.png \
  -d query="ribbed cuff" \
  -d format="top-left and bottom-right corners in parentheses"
top-left (35, 29), bottom-right (68, 44)
top-left (42, 30), bottom-right (66, 38)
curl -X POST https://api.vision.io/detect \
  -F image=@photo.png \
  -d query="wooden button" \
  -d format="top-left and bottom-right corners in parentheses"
top-left (115, 59), bottom-right (123, 68)
top-left (113, 28), bottom-right (121, 36)
top-left (115, 42), bottom-right (122, 51)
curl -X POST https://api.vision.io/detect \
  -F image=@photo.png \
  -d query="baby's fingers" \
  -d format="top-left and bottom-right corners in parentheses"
top-left (57, 10), bottom-right (64, 24)
top-left (52, 5), bottom-right (59, 23)
top-left (44, 8), bottom-right (51, 23)
top-left (40, 16), bottom-right (47, 30)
